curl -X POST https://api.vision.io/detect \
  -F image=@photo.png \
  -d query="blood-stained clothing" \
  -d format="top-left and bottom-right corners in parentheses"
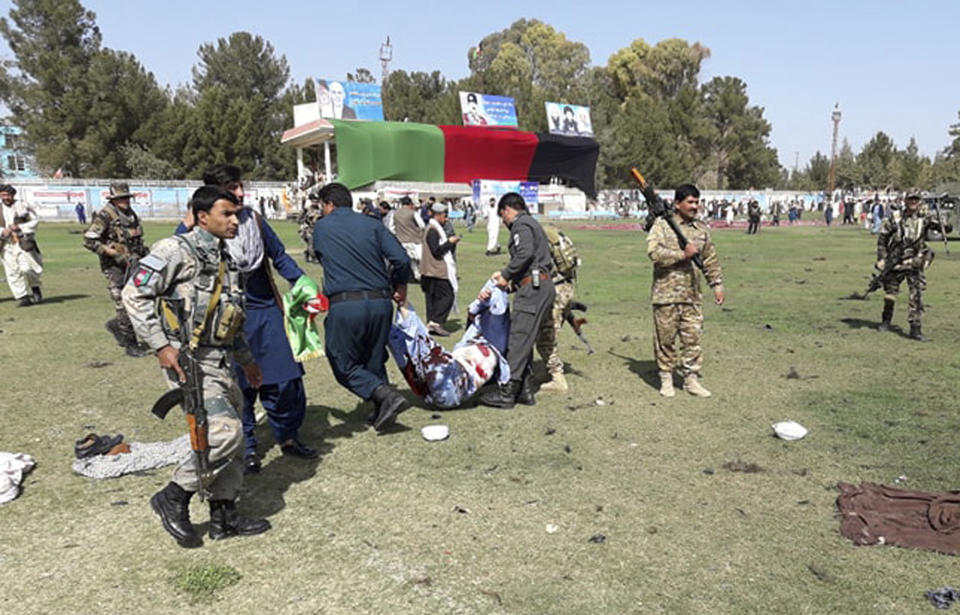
top-left (646, 215), bottom-right (723, 305)
top-left (388, 303), bottom-right (509, 409)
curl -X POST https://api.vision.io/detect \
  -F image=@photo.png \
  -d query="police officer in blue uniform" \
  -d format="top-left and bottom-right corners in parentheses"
top-left (311, 183), bottom-right (412, 431)
top-left (179, 165), bottom-right (317, 472)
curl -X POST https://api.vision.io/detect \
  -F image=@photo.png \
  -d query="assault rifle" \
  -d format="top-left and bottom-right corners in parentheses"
top-left (566, 301), bottom-right (594, 354)
top-left (149, 298), bottom-right (212, 500)
top-left (859, 242), bottom-right (904, 300)
top-left (630, 168), bottom-right (704, 271)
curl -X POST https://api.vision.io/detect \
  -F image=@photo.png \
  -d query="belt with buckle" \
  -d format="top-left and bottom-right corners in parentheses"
top-left (517, 272), bottom-right (550, 288)
top-left (327, 289), bottom-right (392, 304)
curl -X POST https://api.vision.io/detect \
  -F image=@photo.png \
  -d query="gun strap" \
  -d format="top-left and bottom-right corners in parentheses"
top-left (189, 260), bottom-right (226, 351)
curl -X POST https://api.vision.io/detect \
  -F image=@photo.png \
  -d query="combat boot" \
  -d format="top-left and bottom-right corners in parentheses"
top-left (659, 372), bottom-right (676, 398)
top-left (208, 500), bottom-right (271, 540)
top-left (683, 374), bottom-right (712, 398)
top-left (517, 372), bottom-right (536, 406)
top-left (479, 381), bottom-right (519, 409)
top-left (104, 319), bottom-right (126, 346)
top-left (370, 384), bottom-right (410, 432)
top-left (150, 482), bottom-right (201, 548)
top-left (540, 373), bottom-right (569, 393)
top-left (878, 299), bottom-right (894, 332)
top-left (909, 323), bottom-right (929, 342)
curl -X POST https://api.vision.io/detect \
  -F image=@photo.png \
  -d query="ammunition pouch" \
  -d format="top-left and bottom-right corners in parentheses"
top-left (213, 301), bottom-right (245, 343)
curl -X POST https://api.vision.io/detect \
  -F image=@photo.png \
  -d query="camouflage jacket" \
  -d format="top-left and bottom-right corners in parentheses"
top-left (876, 209), bottom-right (935, 270)
top-left (297, 207), bottom-right (323, 244)
top-left (120, 227), bottom-right (253, 364)
top-left (647, 215), bottom-right (723, 305)
top-left (82, 203), bottom-right (148, 269)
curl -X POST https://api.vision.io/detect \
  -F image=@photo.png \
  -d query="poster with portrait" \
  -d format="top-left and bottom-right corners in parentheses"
top-left (545, 102), bottom-right (593, 137)
top-left (459, 92), bottom-right (519, 127)
top-left (315, 80), bottom-right (384, 121)
top-left (471, 180), bottom-right (540, 213)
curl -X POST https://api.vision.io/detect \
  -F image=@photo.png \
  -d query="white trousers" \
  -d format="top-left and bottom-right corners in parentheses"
top-left (486, 214), bottom-right (501, 251)
top-left (1, 243), bottom-right (43, 299)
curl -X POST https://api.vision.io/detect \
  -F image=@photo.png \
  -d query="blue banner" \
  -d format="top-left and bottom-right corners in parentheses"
top-left (316, 80), bottom-right (384, 121)
top-left (459, 92), bottom-right (518, 127)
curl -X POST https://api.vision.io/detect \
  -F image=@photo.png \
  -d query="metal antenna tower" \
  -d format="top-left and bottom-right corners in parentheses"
top-left (828, 103), bottom-right (841, 194)
top-left (379, 36), bottom-right (393, 84)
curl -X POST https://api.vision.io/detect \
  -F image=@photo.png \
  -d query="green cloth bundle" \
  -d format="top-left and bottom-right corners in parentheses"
top-left (283, 275), bottom-right (325, 361)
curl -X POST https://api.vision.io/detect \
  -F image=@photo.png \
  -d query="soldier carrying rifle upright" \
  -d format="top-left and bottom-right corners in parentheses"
top-left (83, 183), bottom-right (150, 356)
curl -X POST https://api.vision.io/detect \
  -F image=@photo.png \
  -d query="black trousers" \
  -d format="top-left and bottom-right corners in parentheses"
top-left (506, 279), bottom-right (555, 384)
top-left (421, 277), bottom-right (454, 325)
top-left (324, 298), bottom-right (393, 400)
top-left (747, 220), bottom-right (760, 234)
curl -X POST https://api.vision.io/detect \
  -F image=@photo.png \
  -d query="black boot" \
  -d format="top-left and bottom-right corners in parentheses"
top-left (517, 369), bottom-right (536, 406)
top-left (909, 323), bottom-right (929, 342)
top-left (16, 295), bottom-right (34, 307)
top-left (208, 499), bottom-right (271, 540)
top-left (31, 287), bottom-right (42, 304)
top-left (370, 384), bottom-right (410, 432)
top-left (150, 482), bottom-right (201, 548)
top-left (878, 299), bottom-right (894, 332)
top-left (479, 381), bottom-right (519, 409)
top-left (104, 319), bottom-right (126, 346)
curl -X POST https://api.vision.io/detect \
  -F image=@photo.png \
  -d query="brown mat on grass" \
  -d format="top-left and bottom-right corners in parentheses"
top-left (837, 482), bottom-right (960, 555)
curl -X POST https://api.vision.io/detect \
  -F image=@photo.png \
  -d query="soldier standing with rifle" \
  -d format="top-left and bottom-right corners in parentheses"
top-left (83, 183), bottom-right (149, 357)
top-left (122, 186), bottom-right (269, 548)
top-left (874, 189), bottom-right (936, 341)
top-left (642, 181), bottom-right (724, 398)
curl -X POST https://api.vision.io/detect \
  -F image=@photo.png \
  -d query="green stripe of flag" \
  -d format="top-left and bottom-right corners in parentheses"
top-left (330, 120), bottom-right (445, 189)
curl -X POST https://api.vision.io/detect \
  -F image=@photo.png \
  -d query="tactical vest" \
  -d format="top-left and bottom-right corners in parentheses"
top-left (101, 203), bottom-right (145, 255)
top-left (169, 232), bottom-right (246, 349)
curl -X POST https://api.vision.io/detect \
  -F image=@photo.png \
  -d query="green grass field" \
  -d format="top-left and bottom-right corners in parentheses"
top-left (1, 219), bottom-right (959, 614)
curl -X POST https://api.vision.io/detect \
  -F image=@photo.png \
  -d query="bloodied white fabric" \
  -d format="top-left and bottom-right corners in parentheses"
top-left (388, 301), bottom-right (509, 409)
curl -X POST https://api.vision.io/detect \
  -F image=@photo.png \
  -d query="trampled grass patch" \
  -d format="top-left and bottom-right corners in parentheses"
top-left (171, 564), bottom-right (242, 604)
top-left (1, 219), bottom-right (958, 614)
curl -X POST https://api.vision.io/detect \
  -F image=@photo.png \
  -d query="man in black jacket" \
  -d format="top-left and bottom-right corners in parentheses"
top-left (479, 193), bottom-right (555, 409)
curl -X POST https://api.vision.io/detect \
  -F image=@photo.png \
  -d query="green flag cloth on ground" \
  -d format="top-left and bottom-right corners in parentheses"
top-left (331, 119), bottom-right (445, 189)
top-left (283, 275), bottom-right (325, 361)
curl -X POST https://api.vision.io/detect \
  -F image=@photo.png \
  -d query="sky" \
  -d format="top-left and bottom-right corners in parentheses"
top-left (2, 0), bottom-right (958, 170)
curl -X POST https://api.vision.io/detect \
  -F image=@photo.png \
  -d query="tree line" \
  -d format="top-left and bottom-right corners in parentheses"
top-left (2, 2), bottom-right (959, 193)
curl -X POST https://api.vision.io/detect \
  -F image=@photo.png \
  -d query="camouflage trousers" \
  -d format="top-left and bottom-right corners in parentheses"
top-left (536, 281), bottom-right (576, 375)
top-left (883, 269), bottom-right (925, 324)
top-left (163, 348), bottom-right (245, 500)
top-left (103, 266), bottom-right (134, 340)
top-left (652, 302), bottom-right (704, 376)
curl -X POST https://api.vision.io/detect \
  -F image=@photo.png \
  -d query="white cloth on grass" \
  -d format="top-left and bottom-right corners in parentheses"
top-left (0, 452), bottom-right (36, 504)
top-left (72, 435), bottom-right (190, 479)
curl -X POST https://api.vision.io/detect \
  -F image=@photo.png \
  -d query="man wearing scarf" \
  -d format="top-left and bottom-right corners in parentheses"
top-left (178, 165), bottom-right (318, 473)
top-left (419, 202), bottom-right (460, 337)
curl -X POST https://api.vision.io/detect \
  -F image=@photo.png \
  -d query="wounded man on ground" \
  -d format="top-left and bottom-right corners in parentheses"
top-left (388, 281), bottom-right (510, 409)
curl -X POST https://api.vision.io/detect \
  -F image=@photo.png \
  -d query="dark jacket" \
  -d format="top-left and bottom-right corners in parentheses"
top-left (500, 212), bottom-right (553, 283)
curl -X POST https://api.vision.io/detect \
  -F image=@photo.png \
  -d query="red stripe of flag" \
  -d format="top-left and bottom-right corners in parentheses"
top-left (439, 125), bottom-right (539, 183)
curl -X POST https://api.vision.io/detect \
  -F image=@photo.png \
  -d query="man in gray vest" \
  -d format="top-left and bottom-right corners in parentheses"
top-left (480, 193), bottom-right (555, 408)
top-left (392, 196), bottom-right (425, 281)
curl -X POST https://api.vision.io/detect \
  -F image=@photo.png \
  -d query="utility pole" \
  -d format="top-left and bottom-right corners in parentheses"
top-left (379, 36), bottom-right (393, 84)
top-left (828, 103), bottom-right (841, 194)
top-left (793, 151), bottom-right (799, 174)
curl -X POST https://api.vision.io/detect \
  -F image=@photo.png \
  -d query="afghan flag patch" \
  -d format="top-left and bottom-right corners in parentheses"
top-left (133, 267), bottom-right (153, 287)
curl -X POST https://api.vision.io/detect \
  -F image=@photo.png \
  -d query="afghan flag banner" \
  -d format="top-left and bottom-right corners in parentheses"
top-left (330, 120), bottom-right (600, 198)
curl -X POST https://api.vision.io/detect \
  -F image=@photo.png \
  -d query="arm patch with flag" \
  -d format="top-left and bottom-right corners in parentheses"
top-left (133, 253), bottom-right (166, 287)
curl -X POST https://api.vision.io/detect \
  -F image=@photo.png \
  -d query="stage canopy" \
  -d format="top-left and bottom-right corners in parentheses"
top-left (327, 120), bottom-right (600, 198)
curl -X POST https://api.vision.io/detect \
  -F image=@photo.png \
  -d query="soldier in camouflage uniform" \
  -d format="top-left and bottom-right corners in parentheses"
top-left (121, 186), bottom-right (269, 548)
top-left (647, 184), bottom-right (724, 398)
top-left (297, 190), bottom-right (323, 263)
top-left (83, 183), bottom-right (149, 357)
top-left (535, 225), bottom-right (580, 393)
top-left (876, 189), bottom-right (936, 341)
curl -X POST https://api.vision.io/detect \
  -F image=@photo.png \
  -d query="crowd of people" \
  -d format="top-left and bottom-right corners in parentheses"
top-left (0, 174), bottom-right (944, 549)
